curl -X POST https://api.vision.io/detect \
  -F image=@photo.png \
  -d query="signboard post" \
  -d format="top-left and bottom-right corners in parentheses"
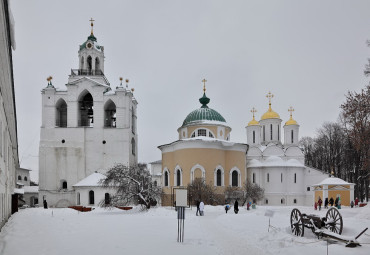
top-left (176, 189), bottom-right (187, 242)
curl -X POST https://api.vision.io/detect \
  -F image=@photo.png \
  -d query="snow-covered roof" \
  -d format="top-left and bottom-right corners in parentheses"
top-left (150, 160), bottom-right (162, 164)
top-left (313, 177), bottom-right (354, 186)
top-left (73, 172), bottom-right (106, 187)
top-left (247, 156), bottom-right (304, 168)
top-left (17, 182), bottom-right (24, 186)
top-left (23, 186), bottom-right (39, 193)
top-left (14, 188), bottom-right (24, 194)
top-left (181, 136), bottom-right (236, 146)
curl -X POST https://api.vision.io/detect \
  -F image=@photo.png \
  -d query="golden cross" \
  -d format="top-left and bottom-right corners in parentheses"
top-left (202, 79), bottom-right (207, 93)
top-left (90, 18), bottom-right (95, 35)
top-left (288, 106), bottom-right (294, 118)
top-left (266, 91), bottom-right (274, 104)
top-left (119, 77), bottom-right (123, 85)
top-left (251, 107), bottom-right (257, 118)
top-left (125, 79), bottom-right (129, 88)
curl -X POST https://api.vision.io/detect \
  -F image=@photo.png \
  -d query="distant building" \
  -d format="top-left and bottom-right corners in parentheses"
top-left (39, 21), bottom-right (138, 208)
top-left (0, 0), bottom-right (19, 230)
top-left (16, 167), bottom-right (39, 207)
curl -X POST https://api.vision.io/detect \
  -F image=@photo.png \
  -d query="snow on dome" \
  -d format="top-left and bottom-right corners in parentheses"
top-left (313, 177), bottom-right (352, 186)
top-left (264, 156), bottom-right (284, 166)
top-left (286, 159), bottom-right (304, 167)
top-left (73, 172), bottom-right (106, 187)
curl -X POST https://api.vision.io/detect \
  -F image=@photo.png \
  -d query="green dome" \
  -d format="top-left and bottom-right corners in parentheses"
top-left (182, 93), bottom-right (226, 126)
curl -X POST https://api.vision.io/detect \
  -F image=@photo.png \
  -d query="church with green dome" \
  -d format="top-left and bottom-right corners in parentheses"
top-left (158, 81), bottom-right (248, 206)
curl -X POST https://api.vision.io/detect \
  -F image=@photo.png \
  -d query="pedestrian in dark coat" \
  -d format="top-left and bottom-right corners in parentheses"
top-left (335, 197), bottom-right (339, 208)
top-left (324, 198), bottom-right (328, 209)
top-left (329, 197), bottom-right (334, 207)
top-left (196, 200), bottom-right (200, 216)
top-left (234, 200), bottom-right (239, 214)
top-left (318, 197), bottom-right (322, 211)
top-left (355, 197), bottom-right (359, 207)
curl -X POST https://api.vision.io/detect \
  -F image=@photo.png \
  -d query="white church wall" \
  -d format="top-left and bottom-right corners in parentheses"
top-left (304, 167), bottom-right (329, 206)
top-left (75, 187), bottom-right (114, 207)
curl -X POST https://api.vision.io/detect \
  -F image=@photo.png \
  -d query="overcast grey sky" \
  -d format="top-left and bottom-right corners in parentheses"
top-left (10, 0), bottom-right (370, 182)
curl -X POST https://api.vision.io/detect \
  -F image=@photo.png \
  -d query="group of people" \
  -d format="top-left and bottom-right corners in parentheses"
top-left (224, 200), bottom-right (239, 214)
top-left (315, 196), bottom-right (360, 210)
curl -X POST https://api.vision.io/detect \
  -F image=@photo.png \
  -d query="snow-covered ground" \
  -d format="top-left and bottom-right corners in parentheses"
top-left (0, 205), bottom-right (369, 255)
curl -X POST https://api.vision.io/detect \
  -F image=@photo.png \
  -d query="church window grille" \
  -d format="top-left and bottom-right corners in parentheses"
top-left (104, 100), bottom-right (116, 127)
top-left (18, 175), bottom-right (21, 181)
top-left (176, 169), bottom-right (181, 186)
top-left (252, 173), bottom-right (255, 183)
top-left (62, 181), bottom-right (67, 189)
top-left (77, 193), bottom-right (80, 205)
top-left (24, 176), bottom-right (27, 181)
top-left (216, 169), bottom-right (222, 186)
top-left (263, 126), bottom-right (265, 141)
top-left (253, 131), bottom-right (255, 143)
top-left (291, 130), bottom-right (294, 143)
top-left (164, 171), bottom-right (169, 186)
top-left (191, 132), bottom-right (196, 138)
top-left (89, 190), bottom-right (95, 205)
top-left (56, 99), bottom-right (67, 127)
top-left (270, 124), bottom-right (273, 140)
top-left (294, 173), bottom-right (297, 183)
top-left (198, 129), bottom-right (206, 137)
top-left (131, 138), bottom-right (135, 155)
top-left (232, 171), bottom-right (238, 187)
top-left (209, 132), bottom-right (214, 138)
top-left (267, 173), bottom-right (270, 182)
top-left (78, 92), bottom-right (93, 127)
top-left (104, 193), bottom-right (110, 205)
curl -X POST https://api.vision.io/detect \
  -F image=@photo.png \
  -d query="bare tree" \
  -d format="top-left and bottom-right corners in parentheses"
top-left (187, 178), bottom-right (220, 205)
top-left (243, 180), bottom-right (264, 205)
top-left (99, 163), bottom-right (162, 209)
top-left (224, 186), bottom-right (244, 204)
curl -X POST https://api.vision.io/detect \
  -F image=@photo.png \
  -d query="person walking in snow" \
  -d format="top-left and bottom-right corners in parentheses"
top-left (329, 197), bottom-right (334, 207)
top-left (355, 197), bottom-right (359, 207)
top-left (196, 200), bottom-right (200, 216)
top-left (324, 198), bottom-right (328, 209)
top-left (318, 197), bottom-right (322, 211)
top-left (234, 200), bottom-right (239, 214)
top-left (335, 197), bottom-right (339, 208)
top-left (225, 204), bottom-right (230, 214)
top-left (199, 201), bottom-right (205, 216)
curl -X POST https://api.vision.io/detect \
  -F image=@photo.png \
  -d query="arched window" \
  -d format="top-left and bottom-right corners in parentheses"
top-left (87, 56), bottom-right (92, 74)
top-left (131, 138), bottom-right (135, 155)
top-left (191, 132), bottom-right (196, 138)
top-left (24, 176), bottom-right (27, 181)
top-left (95, 57), bottom-right (100, 73)
top-left (154, 180), bottom-right (157, 186)
top-left (232, 171), bottom-right (238, 187)
top-left (56, 99), bottom-right (67, 127)
top-left (132, 107), bottom-right (135, 134)
top-left (89, 190), bottom-right (95, 204)
top-left (294, 173), bottom-right (297, 183)
top-left (263, 126), bottom-right (265, 141)
top-left (270, 124), bottom-right (273, 140)
top-left (18, 175), bottom-right (21, 180)
top-left (252, 173), bottom-right (255, 183)
top-left (281, 198), bottom-right (285, 204)
top-left (104, 193), bottom-right (110, 205)
top-left (176, 169), bottom-right (181, 186)
top-left (265, 199), bottom-right (268, 204)
top-left (291, 130), bottom-right (294, 143)
top-left (164, 171), bottom-right (169, 186)
top-left (78, 92), bottom-right (93, 127)
top-left (104, 100), bottom-right (116, 127)
top-left (216, 169), bottom-right (222, 186)
top-left (253, 131), bottom-right (255, 144)
top-left (267, 173), bottom-right (270, 183)
top-left (62, 181), bottom-right (67, 189)
top-left (281, 173), bottom-right (283, 183)
top-left (293, 199), bottom-right (297, 204)
top-left (77, 192), bottom-right (80, 205)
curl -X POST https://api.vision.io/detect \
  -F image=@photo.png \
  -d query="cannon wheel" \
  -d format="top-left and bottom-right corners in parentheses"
top-left (290, 208), bottom-right (304, 236)
top-left (326, 207), bottom-right (343, 234)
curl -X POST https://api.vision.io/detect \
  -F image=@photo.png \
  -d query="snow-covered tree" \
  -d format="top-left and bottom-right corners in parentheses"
top-left (99, 163), bottom-right (162, 209)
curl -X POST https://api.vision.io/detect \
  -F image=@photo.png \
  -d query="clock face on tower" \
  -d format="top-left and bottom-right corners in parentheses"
top-left (87, 42), bottom-right (92, 49)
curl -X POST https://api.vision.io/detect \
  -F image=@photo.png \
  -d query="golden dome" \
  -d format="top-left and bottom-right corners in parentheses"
top-left (248, 107), bottom-right (260, 126)
top-left (285, 106), bottom-right (298, 125)
top-left (261, 91), bottom-right (280, 120)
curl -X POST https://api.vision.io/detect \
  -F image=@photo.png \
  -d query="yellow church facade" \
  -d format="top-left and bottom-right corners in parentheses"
top-left (158, 84), bottom-right (248, 206)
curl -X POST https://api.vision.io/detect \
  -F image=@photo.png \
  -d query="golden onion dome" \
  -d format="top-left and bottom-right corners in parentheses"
top-left (285, 106), bottom-right (298, 125)
top-left (248, 107), bottom-right (260, 126)
top-left (261, 91), bottom-right (280, 120)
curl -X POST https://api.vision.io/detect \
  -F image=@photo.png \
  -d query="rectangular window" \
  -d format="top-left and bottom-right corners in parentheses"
top-left (307, 187), bottom-right (310, 191)
top-left (278, 125), bottom-right (280, 140)
top-left (252, 173), bottom-right (255, 183)
top-left (281, 173), bottom-right (283, 183)
top-left (263, 126), bottom-right (265, 141)
top-left (198, 129), bottom-right (206, 137)
top-left (267, 173), bottom-right (269, 182)
top-left (294, 173), bottom-right (297, 183)
top-left (270, 124), bottom-right (273, 140)
top-left (291, 130), bottom-right (294, 143)
top-left (253, 131), bottom-right (255, 144)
